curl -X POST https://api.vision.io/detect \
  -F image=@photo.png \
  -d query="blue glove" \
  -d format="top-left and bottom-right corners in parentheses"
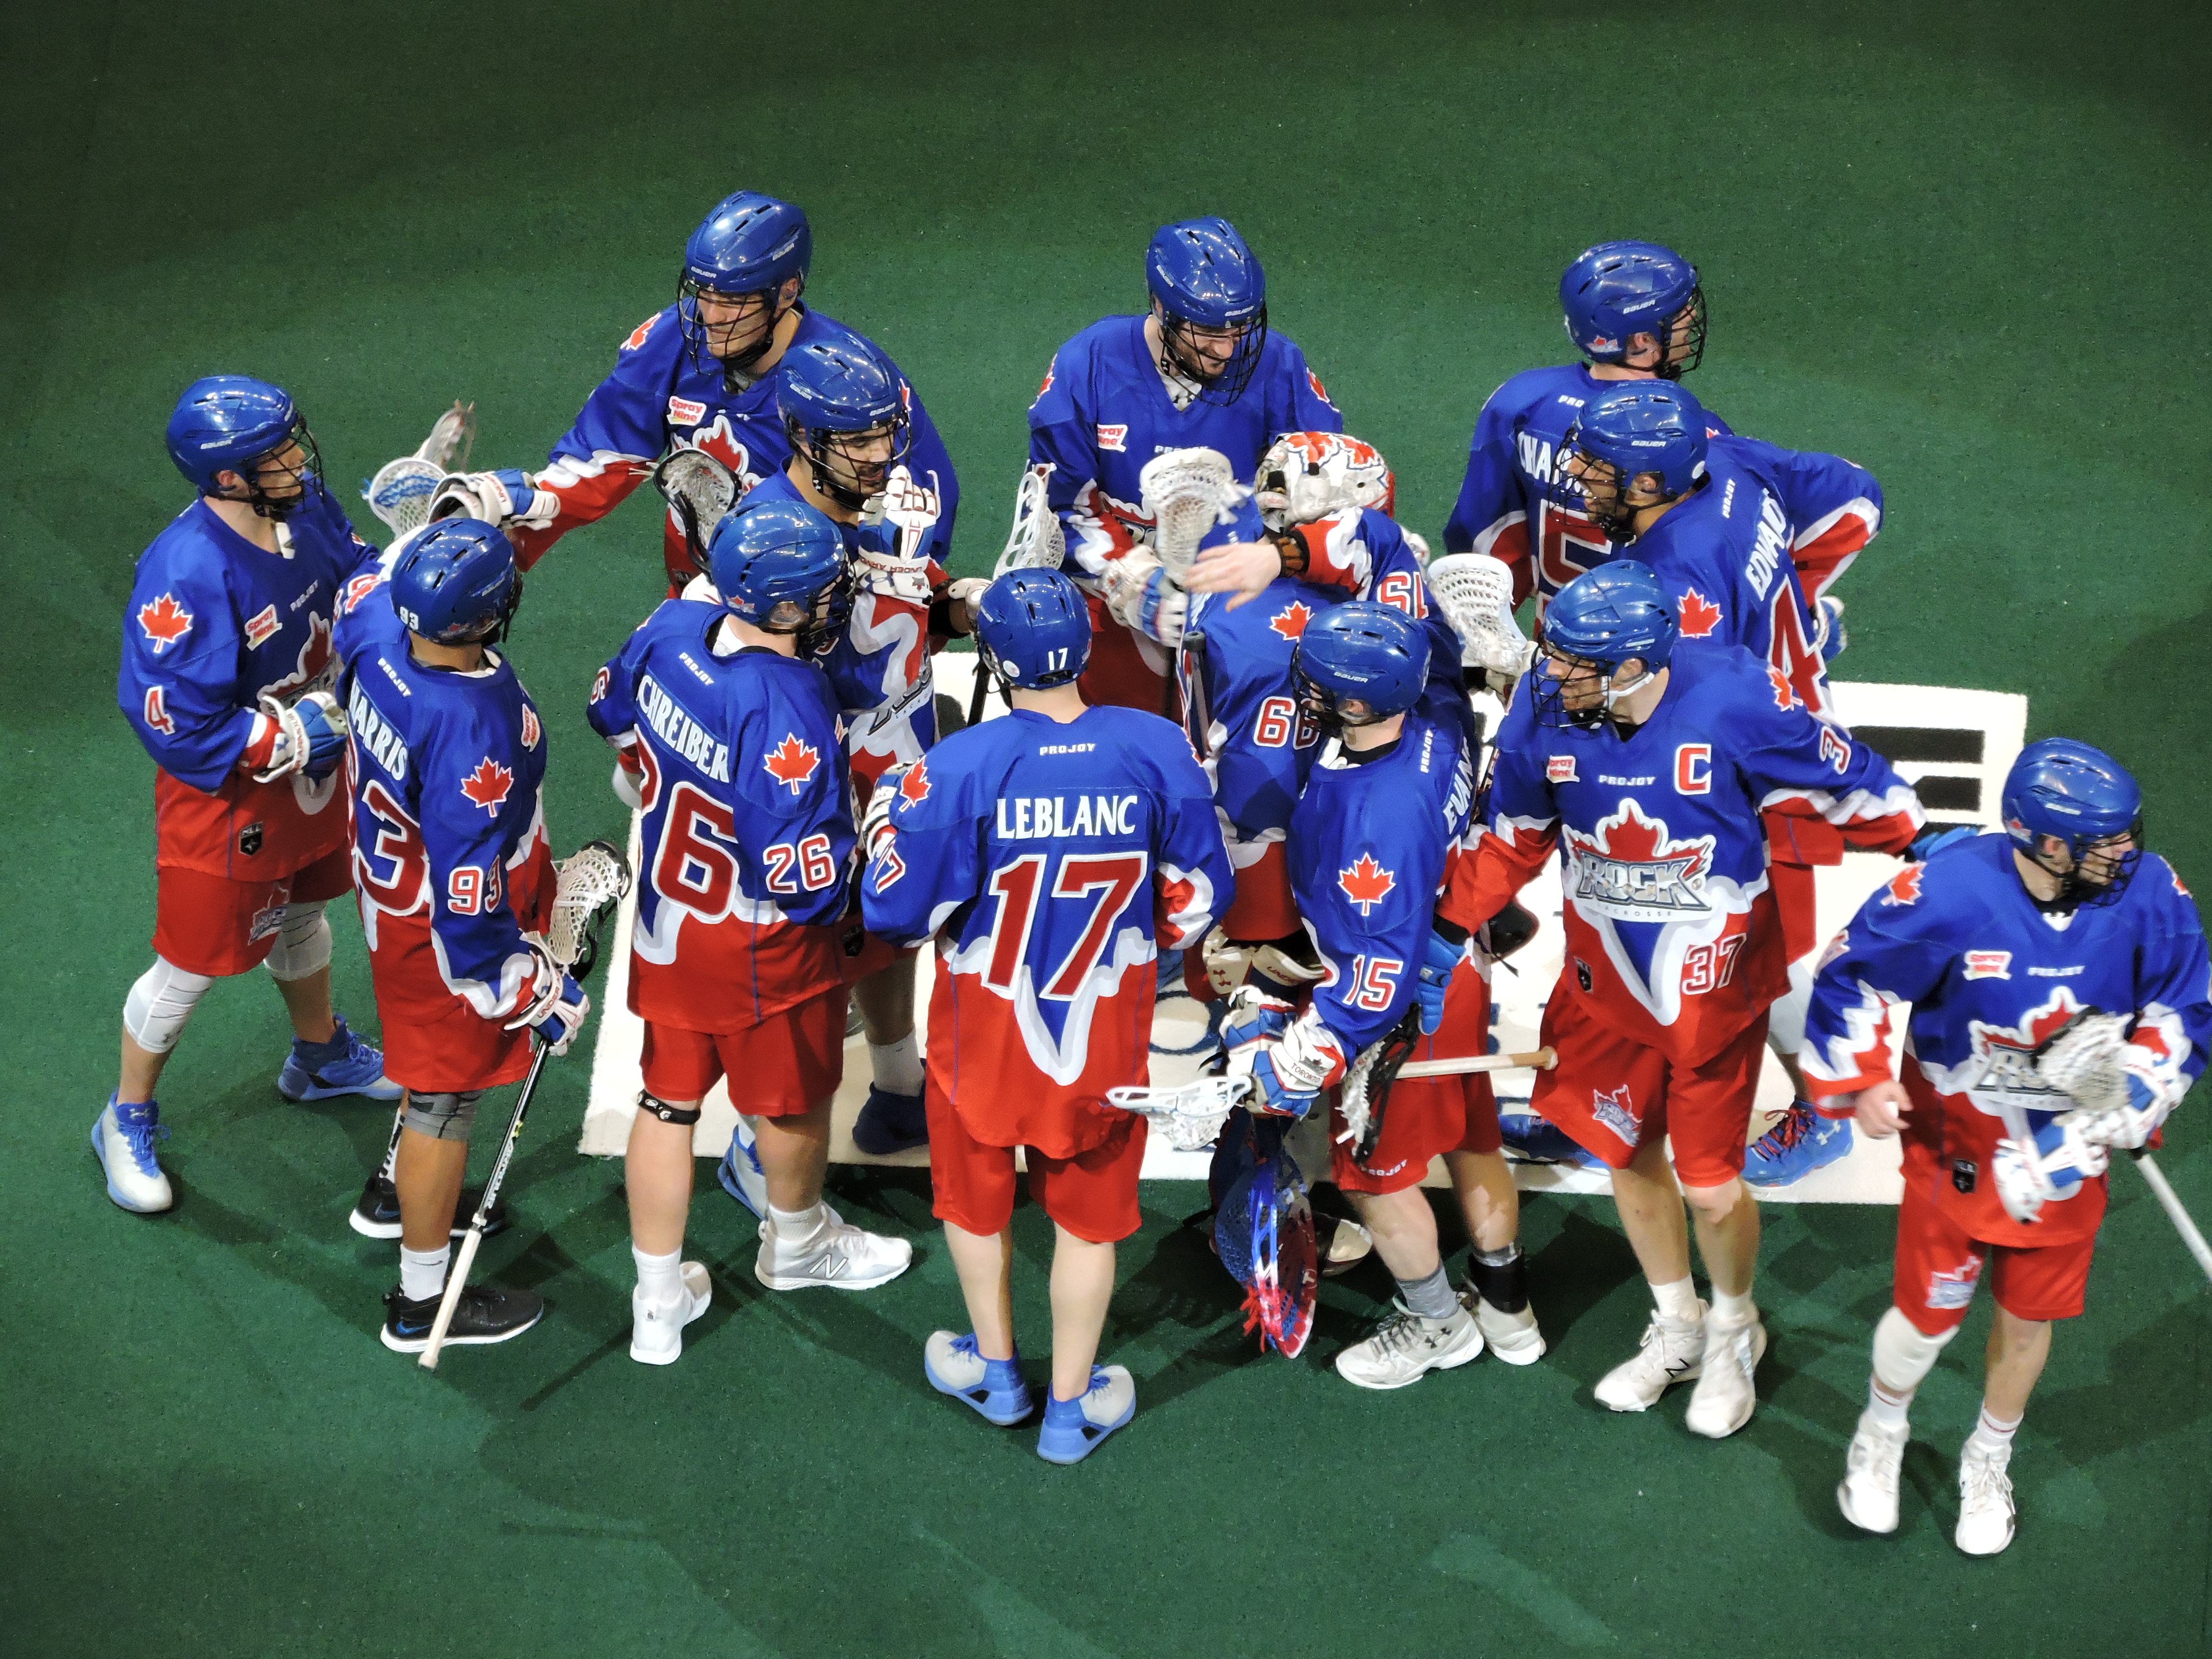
top-left (1219, 991), bottom-right (1294, 1056)
top-left (1417, 927), bottom-right (1465, 1034)
top-left (294, 692), bottom-right (346, 780)
top-left (505, 956), bottom-right (589, 1055)
top-left (1245, 1022), bottom-right (1347, 1119)
top-left (1906, 824), bottom-right (1979, 863)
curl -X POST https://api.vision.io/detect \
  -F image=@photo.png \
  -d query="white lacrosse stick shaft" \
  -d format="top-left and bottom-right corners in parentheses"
top-left (2132, 1152), bottom-right (2212, 1284)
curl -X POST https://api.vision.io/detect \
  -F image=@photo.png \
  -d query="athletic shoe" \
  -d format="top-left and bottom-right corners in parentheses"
top-left (1742, 1101), bottom-right (1853, 1189)
top-left (629, 1262), bottom-right (711, 1366)
top-left (1467, 1291), bottom-right (1547, 1366)
top-left (1594, 1307), bottom-right (1707, 1411)
top-left (1837, 1410), bottom-right (1909, 1533)
top-left (1036, 1365), bottom-right (1136, 1464)
top-left (1498, 1108), bottom-right (1603, 1170)
top-left (926, 1331), bottom-right (1034, 1426)
top-left (1955, 1439), bottom-right (2018, 1556)
top-left (851, 1086), bottom-right (928, 1155)
top-left (92, 1095), bottom-right (173, 1214)
top-left (378, 1282), bottom-right (543, 1352)
top-left (715, 1118), bottom-right (768, 1220)
top-left (278, 1015), bottom-right (402, 1103)
top-left (347, 1173), bottom-right (508, 1241)
top-left (754, 1207), bottom-right (913, 1291)
top-left (1334, 1300), bottom-right (1484, 1390)
top-left (1684, 1311), bottom-right (1767, 1438)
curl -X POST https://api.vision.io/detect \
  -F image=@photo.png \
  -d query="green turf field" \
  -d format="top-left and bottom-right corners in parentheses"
top-left (5, 3), bottom-right (2209, 1654)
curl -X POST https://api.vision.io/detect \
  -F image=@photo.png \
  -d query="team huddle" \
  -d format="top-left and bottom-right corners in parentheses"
top-left (105, 194), bottom-right (2210, 1535)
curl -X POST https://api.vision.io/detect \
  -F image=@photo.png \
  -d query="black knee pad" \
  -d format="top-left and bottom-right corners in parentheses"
top-left (1466, 1245), bottom-right (1529, 1314)
top-left (637, 1090), bottom-right (702, 1126)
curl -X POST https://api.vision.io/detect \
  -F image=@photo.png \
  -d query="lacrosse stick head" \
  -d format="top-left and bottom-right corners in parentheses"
top-left (995, 464), bottom-right (1068, 576)
top-left (362, 456), bottom-right (446, 538)
top-left (1215, 1137), bottom-right (1317, 1356)
top-left (654, 448), bottom-right (739, 576)
top-left (1254, 432), bottom-right (1393, 531)
top-left (1423, 553), bottom-right (1535, 676)
top-left (549, 840), bottom-right (633, 979)
top-left (1139, 447), bottom-right (1246, 579)
top-left (1336, 1011), bottom-right (1424, 1167)
top-left (1106, 1075), bottom-right (1244, 1155)
top-left (416, 401), bottom-right (477, 471)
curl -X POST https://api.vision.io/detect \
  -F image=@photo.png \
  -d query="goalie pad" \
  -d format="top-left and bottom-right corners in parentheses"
top-left (1212, 1115), bottom-right (1318, 1357)
top-left (1139, 446), bottom-right (1247, 579)
top-left (1199, 926), bottom-right (1326, 998)
top-left (1423, 553), bottom-right (1536, 677)
top-left (1254, 431), bottom-right (1393, 532)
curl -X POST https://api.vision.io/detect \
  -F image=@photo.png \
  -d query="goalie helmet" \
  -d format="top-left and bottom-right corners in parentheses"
top-left (677, 190), bottom-right (811, 383)
top-left (2001, 738), bottom-right (2144, 907)
top-left (1291, 602), bottom-right (1429, 729)
top-left (1560, 382), bottom-right (1708, 539)
top-left (974, 568), bottom-right (1091, 690)
top-left (1531, 560), bottom-right (1676, 729)
top-left (164, 374), bottom-right (322, 518)
top-left (1145, 216), bottom-right (1269, 405)
top-left (1254, 431), bottom-right (1395, 532)
top-left (389, 518), bottom-right (522, 645)
top-left (707, 497), bottom-right (851, 646)
top-left (777, 326), bottom-right (914, 512)
top-left (1560, 240), bottom-right (1706, 379)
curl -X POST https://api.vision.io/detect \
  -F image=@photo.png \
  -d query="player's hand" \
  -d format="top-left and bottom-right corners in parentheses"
top-left (878, 464), bottom-right (941, 551)
top-left (946, 576), bottom-right (990, 636)
top-left (1993, 1117), bottom-right (2108, 1225)
top-left (1182, 539), bottom-right (1282, 610)
top-left (2068, 1071), bottom-right (2166, 1151)
top-left (432, 469), bottom-right (543, 526)
top-left (1099, 548), bottom-right (1187, 646)
top-left (1219, 987), bottom-right (1295, 1058)
top-left (252, 689), bottom-right (349, 782)
top-left (861, 764), bottom-right (908, 860)
top-left (1245, 1019), bottom-right (1347, 1119)
top-left (610, 752), bottom-right (645, 812)
top-left (1849, 1079), bottom-right (1912, 1138)
top-left (1417, 927), bottom-right (1465, 1034)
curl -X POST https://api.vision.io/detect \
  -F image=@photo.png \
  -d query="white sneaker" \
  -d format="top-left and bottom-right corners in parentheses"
top-left (92, 1096), bottom-right (173, 1214)
top-left (629, 1262), bottom-right (711, 1365)
top-left (1468, 1292), bottom-right (1546, 1366)
top-left (1334, 1301), bottom-right (1484, 1390)
top-left (1837, 1410), bottom-right (1909, 1533)
top-left (1684, 1312), bottom-right (1767, 1439)
top-left (755, 1205), bottom-right (913, 1291)
top-left (1594, 1306), bottom-right (1707, 1411)
top-left (1955, 1438), bottom-right (2018, 1556)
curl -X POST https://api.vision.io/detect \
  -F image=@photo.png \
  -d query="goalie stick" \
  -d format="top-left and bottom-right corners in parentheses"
top-left (965, 463), bottom-right (1066, 727)
top-left (362, 401), bottom-right (477, 538)
top-left (419, 840), bottom-right (632, 1370)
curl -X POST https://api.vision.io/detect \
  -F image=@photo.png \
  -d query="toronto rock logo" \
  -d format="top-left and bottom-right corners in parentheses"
top-left (1563, 799), bottom-right (1715, 922)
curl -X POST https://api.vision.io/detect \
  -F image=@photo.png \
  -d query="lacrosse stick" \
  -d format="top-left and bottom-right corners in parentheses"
top-left (1424, 553), bottom-right (1536, 681)
top-left (419, 840), bottom-right (633, 1370)
top-left (1338, 1008), bottom-right (1557, 1166)
top-left (2129, 1152), bottom-right (2212, 1284)
top-left (1214, 1118), bottom-right (1318, 1357)
top-left (654, 448), bottom-right (740, 578)
top-left (362, 401), bottom-right (477, 537)
top-left (1140, 447), bottom-right (1246, 725)
top-left (965, 464), bottom-right (1068, 725)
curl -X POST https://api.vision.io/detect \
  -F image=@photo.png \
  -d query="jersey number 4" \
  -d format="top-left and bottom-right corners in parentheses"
top-left (983, 851), bottom-right (1150, 999)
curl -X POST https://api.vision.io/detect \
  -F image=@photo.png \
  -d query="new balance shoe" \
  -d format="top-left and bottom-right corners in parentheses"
top-left (1743, 1101), bottom-right (1853, 1189)
top-left (1334, 1301), bottom-right (1484, 1390)
top-left (754, 1207), bottom-right (913, 1291)
top-left (1684, 1312), bottom-right (1767, 1438)
top-left (926, 1331), bottom-right (1034, 1426)
top-left (629, 1262), bottom-right (711, 1366)
top-left (1498, 1108), bottom-right (1603, 1170)
top-left (1036, 1365), bottom-right (1135, 1464)
top-left (851, 1085), bottom-right (928, 1155)
top-left (278, 1015), bottom-right (402, 1103)
top-left (1837, 1410), bottom-right (1909, 1534)
top-left (92, 1095), bottom-right (173, 1214)
top-left (1955, 1439), bottom-right (2018, 1556)
top-left (1594, 1307), bottom-right (1707, 1411)
top-left (715, 1118), bottom-right (768, 1220)
top-left (348, 1173), bottom-right (509, 1241)
top-left (1467, 1291), bottom-right (1547, 1366)
top-left (379, 1282), bottom-right (543, 1352)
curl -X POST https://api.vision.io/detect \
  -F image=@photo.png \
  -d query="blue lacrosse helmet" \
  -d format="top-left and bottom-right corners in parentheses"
top-left (677, 190), bottom-right (811, 381)
top-left (1561, 381), bottom-right (1709, 538)
top-left (707, 496), bottom-right (850, 642)
top-left (974, 569), bottom-right (1092, 690)
top-left (776, 325), bottom-right (913, 510)
top-left (1291, 602), bottom-right (1429, 729)
top-left (1145, 216), bottom-right (1270, 404)
top-left (390, 518), bottom-right (522, 645)
top-left (1534, 560), bottom-right (1676, 729)
top-left (1560, 240), bottom-right (1706, 378)
top-left (165, 374), bottom-right (321, 516)
top-left (2002, 738), bottom-right (2145, 904)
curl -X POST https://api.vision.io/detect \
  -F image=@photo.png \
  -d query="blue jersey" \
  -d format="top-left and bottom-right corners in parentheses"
top-left (118, 482), bottom-right (379, 879)
top-left (1445, 648), bottom-right (1923, 1065)
top-left (518, 305), bottom-right (959, 585)
top-left (589, 599), bottom-right (855, 1032)
top-left (860, 705), bottom-right (1232, 1153)
top-left (1288, 713), bottom-right (1477, 1053)
top-left (342, 639), bottom-right (553, 1026)
top-left (1803, 836), bottom-right (2211, 1245)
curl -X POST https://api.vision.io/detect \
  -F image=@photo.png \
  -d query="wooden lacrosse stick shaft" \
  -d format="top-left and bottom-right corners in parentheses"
top-left (1387, 1046), bottom-right (1557, 1081)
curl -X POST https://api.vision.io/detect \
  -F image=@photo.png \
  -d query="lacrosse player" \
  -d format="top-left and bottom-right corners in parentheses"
top-left (590, 498), bottom-right (911, 1362)
top-left (98, 377), bottom-right (397, 1215)
top-left (435, 189), bottom-right (959, 591)
top-left (860, 570), bottom-right (1233, 1463)
top-left (1217, 605), bottom-right (1537, 1385)
top-left (1431, 562), bottom-right (1923, 1436)
top-left (342, 520), bottom-right (583, 1352)
top-left (1027, 217), bottom-right (1341, 710)
top-left (1805, 741), bottom-right (2208, 1554)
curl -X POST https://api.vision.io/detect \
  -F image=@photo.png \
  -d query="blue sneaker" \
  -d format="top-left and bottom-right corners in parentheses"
top-left (715, 1117), bottom-right (768, 1220)
top-left (1743, 1100), bottom-right (1853, 1188)
top-left (92, 1095), bottom-right (173, 1213)
top-left (1498, 1108), bottom-right (1603, 1171)
top-left (851, 1085), bottom-right (928, 1155)
top-left (1037, 1365), bottom-right (1136, 1465)
top-left (925, 1331), bottom-right (1034, 1425)
top-left (279, 1015), bottom-right (401, 1103)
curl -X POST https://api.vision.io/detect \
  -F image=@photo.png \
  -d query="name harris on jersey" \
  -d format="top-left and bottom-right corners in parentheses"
top-left (347, 678), bottom-right (410, 779)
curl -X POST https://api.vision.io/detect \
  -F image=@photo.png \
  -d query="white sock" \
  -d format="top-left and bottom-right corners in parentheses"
top-left (1866, 1377), bottom-right (1913, 1433)
top-left (632, 1243), bottom-right (684, 1305)
top-left (868, 1033), bottom-right (923, 1095)
top-left (1967, 1404), bottom-right (2021, 1455)
top-left (769, 1201), bottom-right (827, 1244)
top-left (1651, 1276), bottom-right (1701, 1323)
top-left (400, 1244), bottom-right (450, 1302)
top-left (1710, 1286), bottom-right (1757, 1327)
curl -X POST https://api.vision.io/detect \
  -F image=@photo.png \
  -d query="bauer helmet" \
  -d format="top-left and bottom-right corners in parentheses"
top-left (1558, 382), bottom-right (1709, 540)
top-left (1560, 240), bottom-right (1706, 379)
top-left (2001, 738), bottom-right (2144, 908)
top-left (1145, 216), bottom-right (1269, 404)
top-left (1532, 560), bottom-right (1675, 730)
top-left (707, 497), bottom-right (851, 649)
top-left (1292, 602), bottom-right (1430, 731)
top-left (390, 518), bottom-right (522, 645)
top-left (164, 374), bottom-right (322, 519)
top-left (677, 191), bottom-right (811, 385)
top-left (974, 569), bottom-right (1092, 690)
top-left (776, 326), bottom-right (913, 512)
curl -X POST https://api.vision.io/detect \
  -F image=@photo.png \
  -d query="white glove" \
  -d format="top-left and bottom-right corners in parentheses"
top-left (505, 942), bottom-right (589, 1056)
top-left (251, 689), bottom-right (348, 782)
top-left (1402, 529), bottom-right (1431, 569)
top-left (429, 469), bottom-right (552, 529)
top-left (1099, 546), bottom-right (1186, 647)
top-left (1993, 1117), bottom-right (2109, 1224)
top-left (861, 764), bottom-right (908, 859)
top-left (853, 467), bottom-right (938, 602)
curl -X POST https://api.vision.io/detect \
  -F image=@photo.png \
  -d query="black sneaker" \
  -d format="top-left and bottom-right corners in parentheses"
top-left (349, 1173), bottom-right (508, 1241)
top-left (380, 1282), bottom-right (544, 1352)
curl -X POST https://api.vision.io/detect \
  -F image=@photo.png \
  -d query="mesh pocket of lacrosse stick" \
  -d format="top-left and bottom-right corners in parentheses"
top-left (1215, 1145), bottom-right (1317, 1357)
top-left (1337, 1011), bottom-right (1425, 1167)
top-left (362, 457), bottom-right (446, 538)
top-left (548, 839), bottom-right (634, 978)
top-left (655, 450), bottom-right (739, 572)
top-left (1423, 553), bottom-right (1531, 672)
top-left (996, 463), bottom-right (1067, 575)
top-left (1140, 447), bottom-right (1245, 579)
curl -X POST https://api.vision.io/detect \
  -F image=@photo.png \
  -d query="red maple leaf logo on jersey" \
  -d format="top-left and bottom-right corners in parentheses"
top-left (1337, 852), bottom-right (1397, 915)
top-left (622, 312), bottom-right (661, 352)
top-left (1574, 799), bottom-right (1713, 882)
top-left (1881, 864), bottom-right (1924, 907)
top-left (137, 593), bottom-right (194, 654)
top-left (763, 734), bottom-right (820, 795)
top-left (1973, 991), bottom-right (2091, 1083)
top-left (520, 705), bottom-right (541, 750)
top-left (898, 759), bottom-right (931, 807)
top-left (1307, 368), bottom-right (1334, 407)
top-left (1677, 588), bottom-right (1722, 638)
top-left (1766, 665), bottom-right (1799, 710)
top-left (459, 757), bottom-right (513, 816)
top-left (1268, 601), bottom-right (1314, 641)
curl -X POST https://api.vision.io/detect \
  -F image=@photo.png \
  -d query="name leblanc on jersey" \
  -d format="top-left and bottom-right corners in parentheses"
top-left (347, 681), bottom-right (409, 779)
top-left (637, 673), bottom-right (731, 782)
top-left (996, 794), bottom-right (1141, 839)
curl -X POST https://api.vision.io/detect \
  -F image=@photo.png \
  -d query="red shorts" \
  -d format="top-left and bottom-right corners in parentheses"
top-left (925, 1075), bottom-right (1147, 1244)
top-left (153, 845), bottom-right (352, 977)
top-left (1331, 960), bottom-right (1502, 1194)
top-left (1219, 841), bottom-right (1299, 942)
top-left (639, 987), bottom-right (846, 1115)
top-left (378, 986), bottom-right (535, 1096)
top-left (1892, 1170), bottom-right (2095, 1333)
top-left (839, 931), bottom-right (916, 986)
top-left (1531, 993), bottom-right (1768, 1189)
top-left (1771, 859), bottom-right (1818, 965)
top-left (1077, 595), bottom-right (1175, 715)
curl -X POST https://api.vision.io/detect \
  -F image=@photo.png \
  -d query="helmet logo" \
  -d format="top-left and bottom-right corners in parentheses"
top-left (137, 593), bottom-right (195, 654)
top-left (763, 734), bottom-right (821, 795)
top-left (459, 757), bottom-right (514, 816)
top-left (1336, 852), bottom-right (1397, 916)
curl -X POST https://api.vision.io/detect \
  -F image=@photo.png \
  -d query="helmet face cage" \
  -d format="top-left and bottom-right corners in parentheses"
top-left (2017, 816), bottom-right (2145, 910)
top-left (1156, 303), bottom-right (1269, 406)
top-left (1655, 285), bottom-right (1707, 381)
top-left (1528, 641), bottom-right (1615, 729)
top-left (1554, 443), bottom-right (1640, 540)
top-left (787, 411), bottom-right (913, 512)
top-left (232, 416), bottom-right (323, 520)
top-left (1291, 658), bottom-right (1378, 733)
top-left (677, 275), bottom-right (801, 389)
